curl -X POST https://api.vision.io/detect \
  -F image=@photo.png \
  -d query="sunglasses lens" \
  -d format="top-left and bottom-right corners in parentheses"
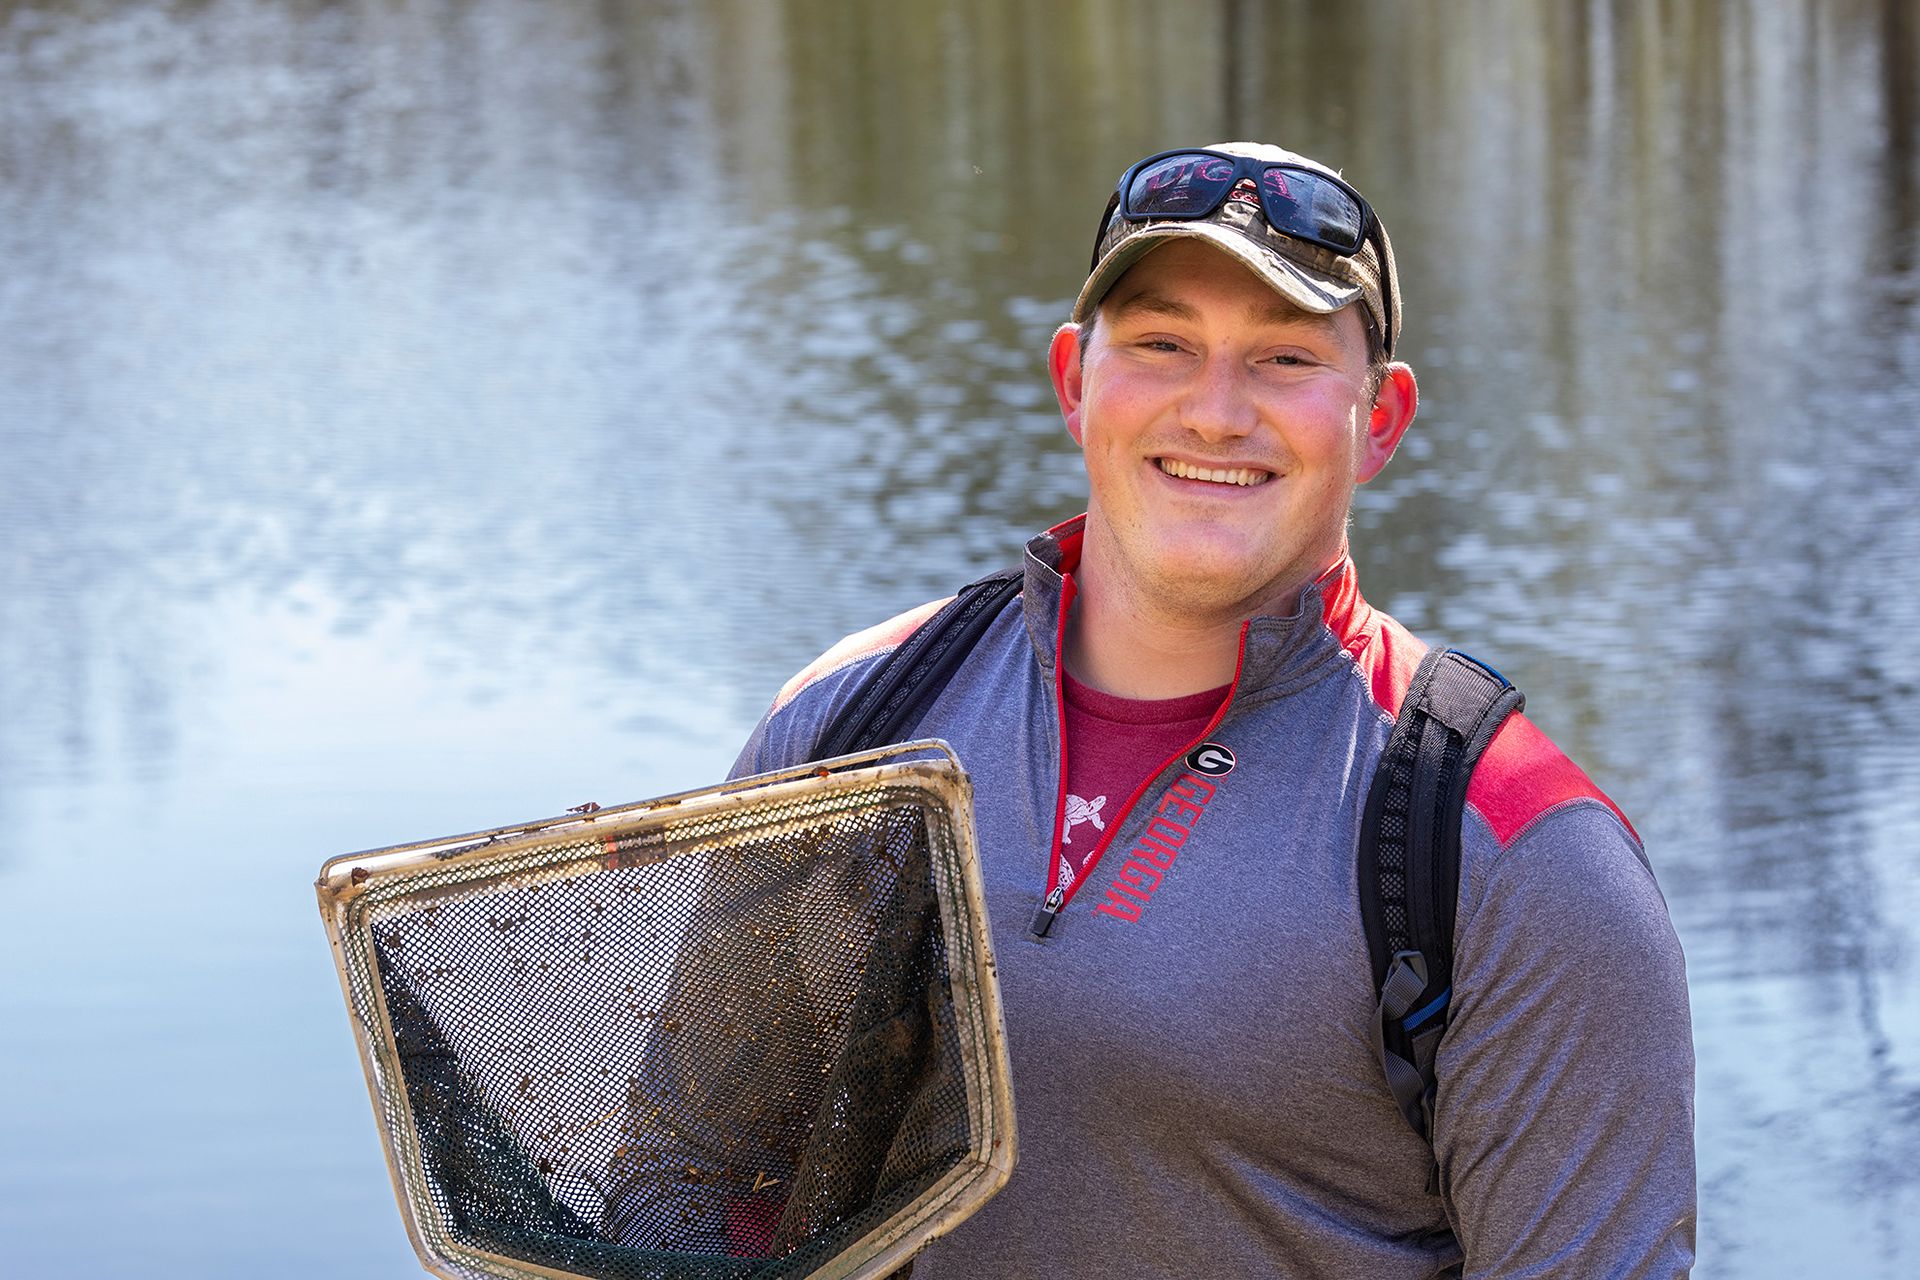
top-left (1259, 167), bottom-right (1365, 252)
top-left (1125, 153), bottom-right (1238, 219)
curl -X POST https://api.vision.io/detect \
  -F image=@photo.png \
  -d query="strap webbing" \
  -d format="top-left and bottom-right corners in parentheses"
top-left (1358, 648), bottom-right (1524, 1156)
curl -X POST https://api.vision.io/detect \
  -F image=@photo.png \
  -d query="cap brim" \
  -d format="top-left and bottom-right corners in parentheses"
top-left (1070, 222), bottom-right (1364, 324)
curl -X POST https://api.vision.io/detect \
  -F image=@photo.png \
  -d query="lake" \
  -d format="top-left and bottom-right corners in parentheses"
top-left (2, 1), bottom-right (1917, 1275)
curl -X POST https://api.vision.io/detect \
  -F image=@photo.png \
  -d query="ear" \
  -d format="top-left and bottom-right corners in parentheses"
top-left (1357, 363), bottom-right (1417, 483)
top-left (1048, 323), bottom-right (1087, 446)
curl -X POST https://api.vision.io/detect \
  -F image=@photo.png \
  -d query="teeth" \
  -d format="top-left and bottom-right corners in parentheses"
top-left (1157, 458), bottom-right (1271, 487)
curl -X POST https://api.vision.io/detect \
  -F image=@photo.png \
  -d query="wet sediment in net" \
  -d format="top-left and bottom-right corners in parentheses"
top-left (358, 788), bottom-right (978, 1280)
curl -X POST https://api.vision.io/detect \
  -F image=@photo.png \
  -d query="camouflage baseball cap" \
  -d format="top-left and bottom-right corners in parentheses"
top-left (1073, 141), bottom-right (1401, 357)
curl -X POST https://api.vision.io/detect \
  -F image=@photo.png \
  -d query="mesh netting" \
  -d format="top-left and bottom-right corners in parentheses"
top-left (327, 767), bottom-right (1006, 1280)
top-left (1375, 737), bottom-right (1414, 950)
top-left (1374, 716), bottom-right (1466, 970)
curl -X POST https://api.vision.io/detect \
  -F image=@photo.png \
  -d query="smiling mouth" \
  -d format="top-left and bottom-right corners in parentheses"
top-left (1156, 458), bottom-right (1274, 487)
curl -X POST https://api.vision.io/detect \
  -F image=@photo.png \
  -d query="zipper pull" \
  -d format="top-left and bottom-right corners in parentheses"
top-left (1029, 884), bottom-right (1066, 938)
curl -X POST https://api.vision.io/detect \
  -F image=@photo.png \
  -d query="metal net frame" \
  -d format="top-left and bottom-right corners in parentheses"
top-left (316, 744), bottom-right (1014, 1280)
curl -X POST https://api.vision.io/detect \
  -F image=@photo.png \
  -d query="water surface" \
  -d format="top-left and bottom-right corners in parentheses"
top-left (2, 2), bottom-right (1917, 1275)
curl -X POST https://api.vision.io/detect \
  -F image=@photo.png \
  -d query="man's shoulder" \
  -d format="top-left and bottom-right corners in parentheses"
top-left (1346, 603), bottom-right (1638, 853)
top-left (1466, 712), bottom-right (1638, 851)
top-left (770, 595), bottom-right (955, 714)
top-left (733, 595), bottom-right (959, 781)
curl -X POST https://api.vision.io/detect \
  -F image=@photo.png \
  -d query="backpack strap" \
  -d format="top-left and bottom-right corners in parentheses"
top-left (815, 568), bottom-right (1023, 758)
top-left (1357, 647), bottom-right (1525, 1168)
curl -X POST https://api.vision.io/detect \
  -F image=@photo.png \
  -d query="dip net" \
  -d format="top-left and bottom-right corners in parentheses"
top-left (316, 746), bottom-right (1013, 1280)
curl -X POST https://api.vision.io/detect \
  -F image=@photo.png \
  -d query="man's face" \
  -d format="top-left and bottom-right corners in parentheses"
top-left (1048, 239), bottom-right (1413, 623)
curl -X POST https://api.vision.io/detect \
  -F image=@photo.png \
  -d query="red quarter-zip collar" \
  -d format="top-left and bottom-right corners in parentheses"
top-left (1020, 522), bottom-right (1371, 937)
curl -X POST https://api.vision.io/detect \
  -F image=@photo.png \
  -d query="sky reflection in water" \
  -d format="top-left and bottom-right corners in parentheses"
top-left (1, 2), bottom-right (1918, 1276)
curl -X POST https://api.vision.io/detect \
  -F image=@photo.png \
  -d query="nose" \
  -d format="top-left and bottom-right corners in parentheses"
top-left (1177, 352), bottom-right (1258, 442)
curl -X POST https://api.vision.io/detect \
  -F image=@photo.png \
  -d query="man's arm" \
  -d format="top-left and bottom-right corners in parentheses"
top-left (1435, 803), bottom-right (1696, 1277)
top-left (727, 672), bottom-right (845, 781)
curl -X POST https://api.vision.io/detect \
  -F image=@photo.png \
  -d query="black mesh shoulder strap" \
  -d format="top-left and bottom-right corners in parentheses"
top-left (814, 568), bottom-right (1023, 759)
top-left (1357, 647), bottom-right (1525, 1155)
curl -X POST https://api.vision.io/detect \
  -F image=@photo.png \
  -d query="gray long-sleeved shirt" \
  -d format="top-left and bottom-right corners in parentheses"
top-left (733, 518), bottom-right (1696, 1278)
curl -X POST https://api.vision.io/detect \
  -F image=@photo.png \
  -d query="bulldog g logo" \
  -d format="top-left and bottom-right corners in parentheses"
top-left (1185, 743), bottom-right (1236, 777)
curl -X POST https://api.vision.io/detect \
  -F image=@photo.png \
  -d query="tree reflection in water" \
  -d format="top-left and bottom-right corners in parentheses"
top-left (0, 2), bottom-right (1916, 1275)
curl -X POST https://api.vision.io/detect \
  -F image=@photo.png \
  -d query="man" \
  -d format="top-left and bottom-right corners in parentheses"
top-left (734, 142), bottom-right (1695, 1277)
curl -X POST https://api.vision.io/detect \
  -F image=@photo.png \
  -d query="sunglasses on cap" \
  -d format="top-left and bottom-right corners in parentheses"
top-left (1090, 148), bottom-right (1377, 271)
